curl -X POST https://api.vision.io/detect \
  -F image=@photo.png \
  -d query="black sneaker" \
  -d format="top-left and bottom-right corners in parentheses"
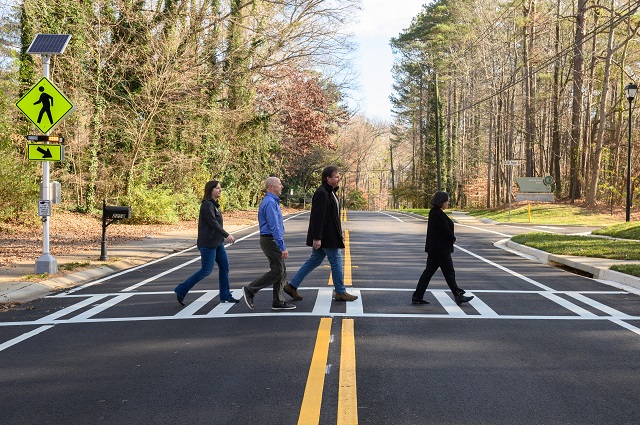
top-left (272, 302), bottom-right (296, 310)
top-left (412, 297), bottom-right (430, 304)
top-left (220, 297), bottom-right (240, 303)
top-left (243, 287), bottom-right (254, 309)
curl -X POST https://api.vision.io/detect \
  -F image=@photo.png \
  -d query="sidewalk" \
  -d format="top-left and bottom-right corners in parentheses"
top-left (0, 224), bottom-right (250, 305)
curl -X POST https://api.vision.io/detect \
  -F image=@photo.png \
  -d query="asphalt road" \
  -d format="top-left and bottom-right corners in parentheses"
top-left (1, 211), bottom-right (640, 424)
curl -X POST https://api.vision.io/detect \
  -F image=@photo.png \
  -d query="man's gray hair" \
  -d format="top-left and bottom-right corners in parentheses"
top-left (265, 176), bottom-right (280, 189)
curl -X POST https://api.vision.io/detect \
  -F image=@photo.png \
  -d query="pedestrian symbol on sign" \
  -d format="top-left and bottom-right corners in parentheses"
top-left (15, 76), bottom-right (74, 133)
top-left (35, 86), bottom-right (54, 125)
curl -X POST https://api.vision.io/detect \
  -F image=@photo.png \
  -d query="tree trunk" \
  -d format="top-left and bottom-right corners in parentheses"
top-left (551, 0), bottom-right (561, 197)
top-left (523, 0), bottom-right (536, 177)
top-left (569, 0), bottom-right (587, 202)
top-left (587, 1), bottom-right (615, 206)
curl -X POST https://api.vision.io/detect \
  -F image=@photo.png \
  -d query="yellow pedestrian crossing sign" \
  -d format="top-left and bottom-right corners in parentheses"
top-left (16, 76), bottom-right (75, 134)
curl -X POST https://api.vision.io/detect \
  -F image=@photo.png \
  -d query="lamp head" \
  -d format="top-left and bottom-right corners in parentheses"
top-left (625, 83), bottom-right (638, 101)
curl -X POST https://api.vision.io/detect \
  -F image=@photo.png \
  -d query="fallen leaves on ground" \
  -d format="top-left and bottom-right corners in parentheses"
top-left (0, 208), bottom-right (301, 268)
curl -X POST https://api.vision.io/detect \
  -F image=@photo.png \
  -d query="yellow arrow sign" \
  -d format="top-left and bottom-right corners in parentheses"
top-left (16, 77), bottom-right (75, 134)
top-left (27, 143), bottom-right (65, 161)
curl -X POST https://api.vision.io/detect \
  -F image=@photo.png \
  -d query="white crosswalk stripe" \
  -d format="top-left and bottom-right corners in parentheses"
top-left (3, 288), bottom-right (640, 352)
top-left (4, 288), bottom-right (639, 324)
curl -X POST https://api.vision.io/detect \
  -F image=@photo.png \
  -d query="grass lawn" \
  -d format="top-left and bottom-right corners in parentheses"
top-left (592, 222), bottom-right (640, 239)
top-left (610, 264), bottom-right (640, 277)
top-left (466, 204), bottom-right (623, 226)
top-left (510, 233), bottom-right (640, 260)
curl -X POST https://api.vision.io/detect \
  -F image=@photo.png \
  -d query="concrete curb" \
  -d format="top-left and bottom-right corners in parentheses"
top-left (0, 223), bottom-right (258, 306)
top-left (503, 239), bottom-right (640, 291)
top-left (0, 249), bottom-right (195, 304)
top-left (0, 233), bottom-right (206, 305)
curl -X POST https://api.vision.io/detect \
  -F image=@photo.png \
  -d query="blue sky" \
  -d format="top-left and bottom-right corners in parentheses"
top-left (0, 0), bottom-right (427, 122)
top-left (350, 0), bottom-right (427, 122)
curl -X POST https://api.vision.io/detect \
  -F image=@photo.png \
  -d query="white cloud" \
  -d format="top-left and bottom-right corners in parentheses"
top-left (354, 0), bottom-right (426, 36)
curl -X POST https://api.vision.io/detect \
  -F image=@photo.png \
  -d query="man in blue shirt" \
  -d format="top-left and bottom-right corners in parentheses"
top-left (243, 177), bottom-right (296, 310)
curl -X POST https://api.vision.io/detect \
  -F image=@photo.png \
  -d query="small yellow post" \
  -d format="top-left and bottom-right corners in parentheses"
top-left (528, 203), bottom-right (531, 222)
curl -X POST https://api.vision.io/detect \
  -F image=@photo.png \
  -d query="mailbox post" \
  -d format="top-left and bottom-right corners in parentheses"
top-left (101, 199), bottom-right (131, 261)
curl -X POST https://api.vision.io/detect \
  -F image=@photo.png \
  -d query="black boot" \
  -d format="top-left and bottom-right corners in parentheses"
top-left (454, 293), bottom-right (474, 305)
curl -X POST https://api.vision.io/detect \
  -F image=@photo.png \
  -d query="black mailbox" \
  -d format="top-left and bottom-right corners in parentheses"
top-left (100, 200), bottom-right (132, 260)
top-left (104, 205), bottom-right (131, 219)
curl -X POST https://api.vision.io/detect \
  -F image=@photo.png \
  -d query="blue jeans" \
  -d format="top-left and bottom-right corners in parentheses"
top-left (174, 245), bottom-right (232, 300)
top-left (290, 247), bottom-right (347, 294)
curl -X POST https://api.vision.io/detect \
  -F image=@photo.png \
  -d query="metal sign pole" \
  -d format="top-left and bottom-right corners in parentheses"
top-left (35, 54), bottom-right (57, 274)
top-left (18, 34), bottom-right (71, 274)
top-left (502, 160), bottom-right (521, 222)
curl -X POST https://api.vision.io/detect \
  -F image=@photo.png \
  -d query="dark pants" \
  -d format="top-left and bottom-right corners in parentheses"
top-left (246, 237), bottom-right (286, 303)
top-left (413, 253), bottom-right (463, 299)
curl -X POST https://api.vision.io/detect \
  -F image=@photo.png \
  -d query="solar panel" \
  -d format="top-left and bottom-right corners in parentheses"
top-left (26, 34), bottom-right (72, 55)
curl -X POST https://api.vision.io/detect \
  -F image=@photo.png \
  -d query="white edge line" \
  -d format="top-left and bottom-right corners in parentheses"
top-left (51, 288), bottom-right (630, 298)
top-left (609, 319), bottom-right (640, 336)
top-left (0, 325), bottom-right (54, 352)
top-left (377, 211), bottom-right (403, 222)
top-left (454, 244), bottom-right (555, 291)
top-left (3, 313), bottom-right (640, 327)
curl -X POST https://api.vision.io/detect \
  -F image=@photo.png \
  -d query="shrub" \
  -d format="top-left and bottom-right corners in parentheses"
top-left (0, 151), bottom-right (39, 225)
top-left (123, 186), bottom-right (179, 224)
top-left (346, 189), bottom-right (367, 210)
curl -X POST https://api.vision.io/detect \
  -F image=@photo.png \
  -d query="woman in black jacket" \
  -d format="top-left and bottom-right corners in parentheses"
top-left (412, 191), bottom-right (473, 305)
top-left (174, 180), bottom-right (237, 306)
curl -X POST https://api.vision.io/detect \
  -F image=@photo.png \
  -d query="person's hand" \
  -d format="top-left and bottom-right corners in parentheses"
top-left (226, 234), bottom-right (236, 244)
top-left (312, 239), bottom-right (321, 249)
top-left (281, 249), bottom-right (289, 259)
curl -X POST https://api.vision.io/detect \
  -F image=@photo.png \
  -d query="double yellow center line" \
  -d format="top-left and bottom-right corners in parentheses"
top-left (298, 318), bottom-right (358, 425)
top-left (299, 210), bottom-right (358, 424)
top-left (329, 209), bottom-right (351, 286)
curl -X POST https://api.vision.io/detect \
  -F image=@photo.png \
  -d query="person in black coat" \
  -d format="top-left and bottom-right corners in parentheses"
top-left (284, 166), bottom-right (358, 302)
top-left (412, 191), bottom-right (473, 305)
top-left (174, 180), bottom-right (237, 306)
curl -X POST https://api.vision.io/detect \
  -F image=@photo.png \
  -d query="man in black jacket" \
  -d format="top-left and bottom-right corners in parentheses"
top-left (284, 166), bottom-right (358, 302)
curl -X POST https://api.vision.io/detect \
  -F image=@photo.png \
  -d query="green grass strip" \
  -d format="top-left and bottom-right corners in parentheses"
top-left (511, 233), bottom-right (640, 260)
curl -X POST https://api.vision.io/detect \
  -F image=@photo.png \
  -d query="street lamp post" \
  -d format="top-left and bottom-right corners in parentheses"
top-left (625, 83), bottom-right (637, 222)
top-left (390, 144), bottom-right (396, 209)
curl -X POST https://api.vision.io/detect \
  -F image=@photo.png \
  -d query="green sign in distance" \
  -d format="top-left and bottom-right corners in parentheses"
top-left (27, 143), bottom-right (64, 161)
top-left (16, 76), bottom-right (75, 134)
top-left (515, 176), bottom-right (553, 193)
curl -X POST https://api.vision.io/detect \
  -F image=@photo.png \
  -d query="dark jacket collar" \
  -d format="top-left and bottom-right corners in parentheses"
top-left (322, 182), bottom-right (339, 193)
top-left (205, 198), bottom-right (220, 208)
